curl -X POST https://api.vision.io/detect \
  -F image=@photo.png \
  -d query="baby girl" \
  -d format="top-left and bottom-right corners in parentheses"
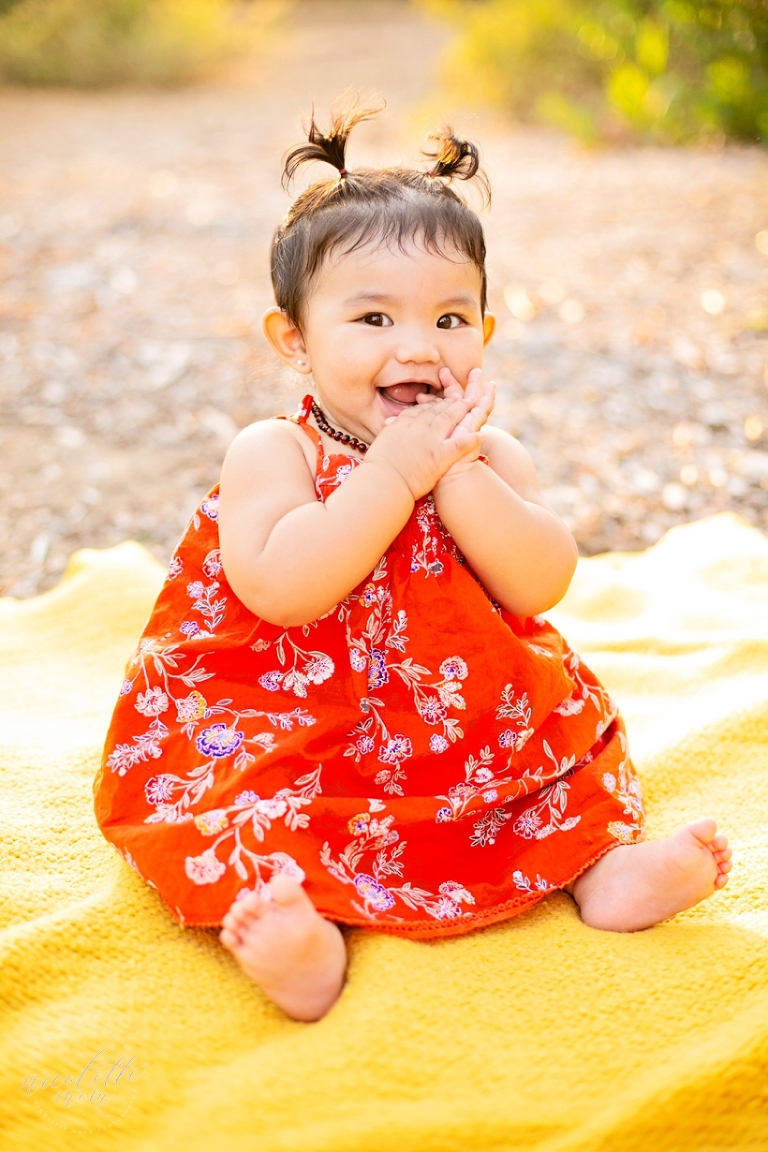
top-left (95, 100), bottom-right (731, 1022)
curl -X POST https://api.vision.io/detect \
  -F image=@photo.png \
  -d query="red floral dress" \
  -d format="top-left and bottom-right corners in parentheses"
top-left (94, 396), bottom-right (645, 938)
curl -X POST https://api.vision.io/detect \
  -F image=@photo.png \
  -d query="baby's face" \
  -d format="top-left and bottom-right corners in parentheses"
top-left (299, 239), bottom-right (493, 442)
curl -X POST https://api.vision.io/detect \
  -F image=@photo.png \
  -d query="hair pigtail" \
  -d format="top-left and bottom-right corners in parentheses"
top-left (423, 129), bottom-right (490, 207)
top-left (281, 94), bottom-right (386, 190)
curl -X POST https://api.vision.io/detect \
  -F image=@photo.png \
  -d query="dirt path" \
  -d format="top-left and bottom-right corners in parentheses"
top-left (2, 0), bottom-right (768, 596)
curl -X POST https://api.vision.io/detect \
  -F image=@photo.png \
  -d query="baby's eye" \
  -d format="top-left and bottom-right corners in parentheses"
top-left (360, 313), bottom-right (393, 327)
top-left (436, 314), bottom-right (464, 330)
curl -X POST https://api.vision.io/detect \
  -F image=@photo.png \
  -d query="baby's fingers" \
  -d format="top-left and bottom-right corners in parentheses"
top-left (437, 365), bottom-right (464, 403)
top-left (441, 394), bottom-right (477, 434)
top-left (441, 428), bottom-right (484, 464)
top-left (476, 378), bottom-right (496, 422)
top-left (464, 367), bottom-right (483, 405)
top-left (448, 381), bottom-right (495, 438)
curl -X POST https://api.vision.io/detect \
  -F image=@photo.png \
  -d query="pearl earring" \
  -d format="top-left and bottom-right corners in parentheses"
top-left (296, 359), bottom-right (305, 367)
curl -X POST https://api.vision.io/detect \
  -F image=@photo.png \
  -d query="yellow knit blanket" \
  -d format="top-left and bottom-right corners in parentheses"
top-left (2, 513), bottom-right (767, 1152)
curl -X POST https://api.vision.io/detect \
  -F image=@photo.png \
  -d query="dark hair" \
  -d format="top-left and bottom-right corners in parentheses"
top-left (270, 96), bottom-right (490, 328)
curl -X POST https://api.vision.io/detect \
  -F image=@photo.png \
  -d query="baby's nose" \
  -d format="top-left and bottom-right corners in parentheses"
top-left (394, 332), bottom-right (440, 364)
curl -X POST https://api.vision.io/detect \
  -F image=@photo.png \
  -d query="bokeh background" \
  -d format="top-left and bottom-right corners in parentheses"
top-left (2, 0), bottom-right (768, 597)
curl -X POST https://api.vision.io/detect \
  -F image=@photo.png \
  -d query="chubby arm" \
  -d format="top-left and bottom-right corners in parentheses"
top-left (218, 398), bottom-right (480, 628)
top-left (432, 425), bottom-right (579, 617)
top-left (218, 421), bottom-right (413, 628)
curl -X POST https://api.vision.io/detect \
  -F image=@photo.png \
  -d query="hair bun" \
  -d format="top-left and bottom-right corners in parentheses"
top-left (282, 95), bottom-right (386, 190)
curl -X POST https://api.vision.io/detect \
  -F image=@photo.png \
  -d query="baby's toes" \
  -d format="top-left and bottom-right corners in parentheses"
top-left (236, 892), bottom-right (276, 937)
top-left (711, 833), bottom-right (729, 852)
top-left (238, 888), bottom-right (272, 920)
top-left (219, 923), bottom-right (241, 952)
top-left (225, 901), bottom-right (253, 933)
top-left (715, 871), bottom-right (730, 889)
top-left (239, 888), bottom-right (267, 914)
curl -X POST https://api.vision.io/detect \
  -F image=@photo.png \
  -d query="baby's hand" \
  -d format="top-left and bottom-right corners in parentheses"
top-left (428, 367), bottom-right (496, 484)
top-left (416, 367), bottom-right (495, 431)
top-left (365, 395), bottom-right (483, 500)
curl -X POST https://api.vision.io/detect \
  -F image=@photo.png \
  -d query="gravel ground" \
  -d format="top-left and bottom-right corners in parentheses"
top-left (2, 0), bottom-right (768, 597)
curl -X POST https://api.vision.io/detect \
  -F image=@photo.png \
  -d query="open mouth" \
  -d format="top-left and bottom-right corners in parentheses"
top-left (377, 382), bottom-right (437, 416)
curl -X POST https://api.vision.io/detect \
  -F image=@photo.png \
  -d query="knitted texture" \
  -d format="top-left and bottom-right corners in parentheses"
top-left (2, 513), bottom-right (767, 1151)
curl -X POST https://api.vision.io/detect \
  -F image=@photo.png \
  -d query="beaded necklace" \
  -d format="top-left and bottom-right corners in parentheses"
top-left (311, 401), bottom-right (370, 455)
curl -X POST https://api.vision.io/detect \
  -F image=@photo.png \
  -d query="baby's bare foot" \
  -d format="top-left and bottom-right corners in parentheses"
top-left (219, 874), bottom-right (347, 1021)
top-left (570, 818), bottom-right (732, 932)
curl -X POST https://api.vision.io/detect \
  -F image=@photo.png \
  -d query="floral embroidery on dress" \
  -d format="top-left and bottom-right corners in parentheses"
top-left (320, 808), bottom-right (476, 923)
top-left (202, 549), bottom-right (222, 578)
top-left (258, 632), bottom-right (336, 698)
top-left (342, 554), bottom-right (470, 791)
top-left (511, 742), bottom-right (581, 841)
top-left (409, 495), bottom-right (459, 576)
top-left (512, 870), bottom-right (553, 894)
top-left (200, 493), bottom-right (219, 521)
top-left (107, 719), bottom-right (168, 777)
top-left (182, 767), bottom-right (321, 892)
top-left (602, 729), bottom-right (644, 842)
top-left (184, 580), bottom-right (227, 636)
top-left (562, 646), bottom-right (616, 735)
top-left (109, 638), bottom-right (315, 812)
top-left (496, 683), bottom-right (534, 754)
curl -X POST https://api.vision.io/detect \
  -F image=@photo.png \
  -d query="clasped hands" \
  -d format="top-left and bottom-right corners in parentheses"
top-left (364, 367), bottom-right (495, 501)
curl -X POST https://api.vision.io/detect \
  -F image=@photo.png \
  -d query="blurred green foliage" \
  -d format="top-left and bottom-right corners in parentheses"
top-left (0, 0), bottom-right (280, 87)
top-left (421, 0), bottom-right (768, 143)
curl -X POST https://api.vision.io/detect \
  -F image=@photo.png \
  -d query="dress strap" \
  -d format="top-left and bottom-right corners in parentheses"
top-left (275, 394), bottom-right (324, 473)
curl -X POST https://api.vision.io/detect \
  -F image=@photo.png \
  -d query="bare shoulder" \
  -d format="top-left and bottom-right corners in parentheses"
top-left (220, 417), bottom-right (315, 494)
top-left (218, 417), bottom-right (320, 576)
top-left (481, 424), bottom-right (544, 503)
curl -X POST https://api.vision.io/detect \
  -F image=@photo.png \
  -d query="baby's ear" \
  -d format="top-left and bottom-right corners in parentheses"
top-left (483, 313), bottom-right (496, 346)
top-left (262, 307), bottom-right (311, 374)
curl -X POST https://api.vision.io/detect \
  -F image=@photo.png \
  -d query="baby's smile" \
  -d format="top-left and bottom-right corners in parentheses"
top-left (277, 239), bottom-right (491, 445)
top-left (377, 380), bottom-right (440, 417)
